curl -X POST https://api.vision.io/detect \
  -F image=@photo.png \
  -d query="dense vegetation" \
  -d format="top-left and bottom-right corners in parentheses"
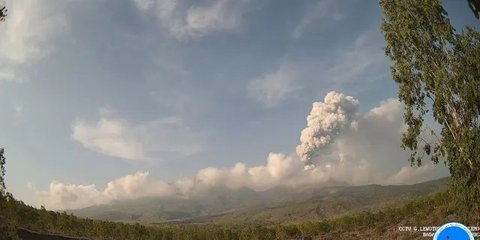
top-left (381, 0), bottom-right (480, 220)
top-left (0, 6), bottom-right (6, 22)
top-left (0, 185), bottom-right (477, 239)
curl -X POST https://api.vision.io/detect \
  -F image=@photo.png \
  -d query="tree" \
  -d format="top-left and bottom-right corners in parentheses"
top-left (380, 0), bottom-right (480, 221)
top-left (468, 0), bottom-right (480, 19)
top-left (0, 6), bottom-right (6, 22)
top-left (0, 148), bottom-right (6, 197)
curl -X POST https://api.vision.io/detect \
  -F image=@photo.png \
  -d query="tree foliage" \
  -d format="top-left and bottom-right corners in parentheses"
top-left (468, 0), bottom-right (480, 19)
top-left (0, 6), bottom-right (6, 22)
top-left (0, 189), bottom-right (464, 240)
top-left (0, 148), bottom-right (6, 197)
top-left (380, 0), bottom-right (480, 220)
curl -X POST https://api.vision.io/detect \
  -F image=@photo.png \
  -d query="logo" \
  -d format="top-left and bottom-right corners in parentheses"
top-left (433, 222), bottom-right (474, 240)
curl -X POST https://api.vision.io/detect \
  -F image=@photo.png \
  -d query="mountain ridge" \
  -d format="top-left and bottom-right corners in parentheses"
top-left (69, 177), bottom-right (448, 224)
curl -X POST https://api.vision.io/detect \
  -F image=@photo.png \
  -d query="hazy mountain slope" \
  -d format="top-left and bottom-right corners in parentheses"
top-left (5, 188), bottom-right (468, 240)
top-left (70, 178), bottom-right (448, 224)
top-left (213, 178), bottom-right (449, 224)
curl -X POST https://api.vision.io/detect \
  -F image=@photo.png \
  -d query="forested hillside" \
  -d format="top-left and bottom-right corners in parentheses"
top-left (1, 188), bottom-right (476, 240)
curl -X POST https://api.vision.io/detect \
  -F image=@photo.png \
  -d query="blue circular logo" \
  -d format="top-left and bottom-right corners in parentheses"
top-left (433, 222), bottom-right (474, 240)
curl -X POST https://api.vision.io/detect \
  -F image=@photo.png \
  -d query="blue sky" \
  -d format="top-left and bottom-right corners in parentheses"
top-left (0, 0), bottom-right (477, 209)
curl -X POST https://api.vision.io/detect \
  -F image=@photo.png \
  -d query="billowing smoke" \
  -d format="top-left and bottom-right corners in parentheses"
top-left (296, 91), bottom-right (359, 166)
top-left (35, 92), bottom-right (449, 210)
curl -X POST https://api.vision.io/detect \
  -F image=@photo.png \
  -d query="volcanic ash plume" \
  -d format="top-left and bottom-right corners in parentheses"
top-left (296, 91), bottom-right (359, 166)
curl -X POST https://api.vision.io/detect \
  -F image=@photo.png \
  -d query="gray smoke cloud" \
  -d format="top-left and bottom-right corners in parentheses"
top-left (35, 92), bottom-right (449, 210)
top-left (296, 91), bottom-right (359, 166)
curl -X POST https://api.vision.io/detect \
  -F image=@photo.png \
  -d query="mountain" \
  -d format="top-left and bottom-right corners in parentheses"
top-left (2, 184), bottom-right (463, 240)
top-left (70, 177), bottom-right (448, 224)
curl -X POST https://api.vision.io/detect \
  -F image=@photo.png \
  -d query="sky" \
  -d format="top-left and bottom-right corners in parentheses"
top-left (0, 0), bottom-right (477, 210)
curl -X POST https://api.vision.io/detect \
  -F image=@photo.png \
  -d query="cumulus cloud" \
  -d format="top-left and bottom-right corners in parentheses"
top-left (72, 118), bottom-right (148, 161)
top-left (133, 0), bottom-right (255, 39)
top-left (103, 172), bottom-right (175, 200)
top-left (248, 64), bottom-right (300, 108)
top-left (193, 153), bottom-right (323, 191)
top-left (37, 172), bottom-right (175, 210)
top-left (37, 154), bottom-right (328, 210)
top-left (296, 91), bottom-right (359, 165)
top-left (71, 110), bottom-right (204, 161)
top-left (40, 93), bottom-right (448, 210)
top-left (0, 0), bottom-right (66, 82)
top-left (38, 182), bottom-right (108, 210)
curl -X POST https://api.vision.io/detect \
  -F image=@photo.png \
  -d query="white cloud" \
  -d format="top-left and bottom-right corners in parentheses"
top-left (292, 0), bottom-right (343, 40)
top-left (193, 153), bottom-right (319, 191)
top-left (71, 110), bottom-right (204, 161)
top-left (0, 0), bottom-right (66, 82)
top-left (386, 164), bottom-right (439, 185)
top-left (37, 154), bottom-right (327, 210)
top-left (41, 94), bottom-right (448, 210)
top-left (72, 118), bottom-right (148, 161)
top-left (37, 172), bottom-right (174, 210)
top-left (104, 172), bottom-right (175, 200)
top-left (133, 0), bottom-right (255, 40)
top-left (248, 64), bottom-right (300, 108)
top-left (97, 105), bottom-right (117, 117)
top-left (308, 98), bottom-right (448, 185)
top-left (368, 98), bottom-right (404, 123)
top-left (37, 181), bottom-right (109, 210)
